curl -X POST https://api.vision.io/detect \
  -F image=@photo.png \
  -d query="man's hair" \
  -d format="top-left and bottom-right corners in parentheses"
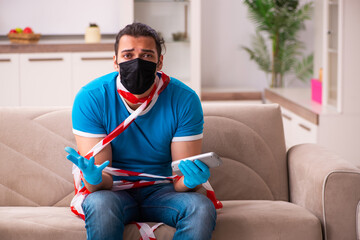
top-left (114, 22), bottom-right (165, 60)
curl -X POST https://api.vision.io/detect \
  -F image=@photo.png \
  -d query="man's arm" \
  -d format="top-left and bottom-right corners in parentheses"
top-left (171, 139), bottom-right (202, 192)
top-left (75, 135), bottom-right (113, 192)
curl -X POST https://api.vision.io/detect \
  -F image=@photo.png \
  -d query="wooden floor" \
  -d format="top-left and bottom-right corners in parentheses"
top-left (201, 91), bottom-right (263, 101)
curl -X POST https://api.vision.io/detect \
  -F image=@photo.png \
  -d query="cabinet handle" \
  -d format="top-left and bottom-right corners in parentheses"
top-left (298, 123), bottom-right (311, 132)
top-left (282, 114), bottom-right (292, 121)
top-left (81, 57), bottom-right (113, 61)
top-left (28, 58), bottom-right (63, 62)
top-left (0, 59), bottom-right (11, 62)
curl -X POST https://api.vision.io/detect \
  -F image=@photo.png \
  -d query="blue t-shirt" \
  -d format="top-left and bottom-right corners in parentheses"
top-left (72, 71), bottom-right (203, 179)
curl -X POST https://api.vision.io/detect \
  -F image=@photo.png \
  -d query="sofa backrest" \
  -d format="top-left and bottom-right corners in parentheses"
top-left (0, 103), bottom-right (288, 207)
top-left (200, 103), bottom-right (288, 201)
top-left (0, 107), bottom-right (75, 207)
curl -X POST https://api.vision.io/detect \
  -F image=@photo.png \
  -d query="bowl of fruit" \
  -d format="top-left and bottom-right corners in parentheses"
top-left (7, 27), bottom-right (41, 44)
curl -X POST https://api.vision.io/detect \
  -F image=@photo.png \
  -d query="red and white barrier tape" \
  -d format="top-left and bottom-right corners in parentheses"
top-left (70, 72), bottom-right (222, 239)
top-left (135, 222), bottom-right (163, 240)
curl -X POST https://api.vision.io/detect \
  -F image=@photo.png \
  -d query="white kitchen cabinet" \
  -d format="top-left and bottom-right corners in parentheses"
top-left (265, 87), bottom-right (360, 166)
top-left (20, 53), bottom-right (72, 106)
top-left (265, 96), bottom-right (318, 149)
top-left (72, 52), bottom-right (115, 100)
top-left (0, 54), bottom-right (20, 106)
top-left (280, 107), bottom-right (317, 149)
top-left (280, 107), bottom-right (294, 148)
top-left (291, 113), bottom-right (317, 146)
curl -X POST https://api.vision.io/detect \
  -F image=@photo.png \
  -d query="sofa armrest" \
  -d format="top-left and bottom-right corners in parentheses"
top-left (288, 143), bottom-right (360, 240)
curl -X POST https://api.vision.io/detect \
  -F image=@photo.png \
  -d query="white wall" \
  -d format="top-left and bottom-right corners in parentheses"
top-left (201, 0), bottom-right (315, 90)
top-left (0, 0), bottom-right (132, 35)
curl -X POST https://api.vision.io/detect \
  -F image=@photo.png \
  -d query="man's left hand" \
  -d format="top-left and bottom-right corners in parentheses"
top-left (178, 160), bottom-right (210, 189)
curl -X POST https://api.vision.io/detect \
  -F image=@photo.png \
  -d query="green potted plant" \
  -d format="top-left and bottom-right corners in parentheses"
top-left (243, 0), bottom-right (314, 88)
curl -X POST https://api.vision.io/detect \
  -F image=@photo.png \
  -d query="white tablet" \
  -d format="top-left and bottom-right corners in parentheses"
top-left (171, 152), bottom-right (222, 176)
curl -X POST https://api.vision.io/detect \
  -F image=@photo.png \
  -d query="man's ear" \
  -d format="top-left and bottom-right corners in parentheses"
top-left (113, 55), bottom-right (119, 71)
top-left (156, 55), bottom-right (164, 71)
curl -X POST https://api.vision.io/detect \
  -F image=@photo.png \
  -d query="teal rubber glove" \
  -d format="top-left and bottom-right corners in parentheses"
top-left (178, 159), bottom-right (210, 189)
top-left (65, 147), bottom-right (109, 185)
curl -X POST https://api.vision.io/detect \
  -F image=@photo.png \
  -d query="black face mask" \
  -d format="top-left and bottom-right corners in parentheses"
top-left (119, 58), bottom-right (157, 95)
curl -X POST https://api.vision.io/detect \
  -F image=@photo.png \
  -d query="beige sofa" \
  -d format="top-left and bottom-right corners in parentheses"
top-left (1, 103), bottom-right (359, 240)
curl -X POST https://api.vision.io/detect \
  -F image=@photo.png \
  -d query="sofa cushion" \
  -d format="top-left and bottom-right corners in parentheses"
top-left (0, 207), bottom-right (85, 240)
top-left (0, 200), bottom-right (321, 240)
top-left (213, 200), bottom-right (322, 240)
top-left (0, 207), bottom-right (175, 240)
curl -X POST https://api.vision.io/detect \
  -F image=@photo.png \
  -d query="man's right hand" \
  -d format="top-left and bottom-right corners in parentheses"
top-left (65, 147), bottom-right (109, 185)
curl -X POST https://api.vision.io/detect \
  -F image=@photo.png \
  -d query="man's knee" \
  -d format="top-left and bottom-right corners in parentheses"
top-left (82, 190), bottom-right (128, 219)
top-left (185, 193), bottom-right (217, 221)
top-left (176, 193), bottom-right (217, 238)
top-left (83, 190), bottom-right (114, 210)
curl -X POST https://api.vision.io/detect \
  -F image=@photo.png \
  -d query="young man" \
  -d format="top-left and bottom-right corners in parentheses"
top-left (65, 22), bottom-right (216, 240)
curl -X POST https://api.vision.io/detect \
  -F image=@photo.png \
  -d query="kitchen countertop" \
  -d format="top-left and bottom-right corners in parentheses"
top-left (264, 88), bottom-right (339, 125)
top-left (0, 35), bottom-right (115, 53)
top-left (0, 34), bottom-right (191, 54)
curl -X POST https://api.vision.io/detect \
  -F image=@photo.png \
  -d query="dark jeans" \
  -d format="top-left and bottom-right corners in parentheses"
top-left (81, 183), bottom-right (217, 240)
